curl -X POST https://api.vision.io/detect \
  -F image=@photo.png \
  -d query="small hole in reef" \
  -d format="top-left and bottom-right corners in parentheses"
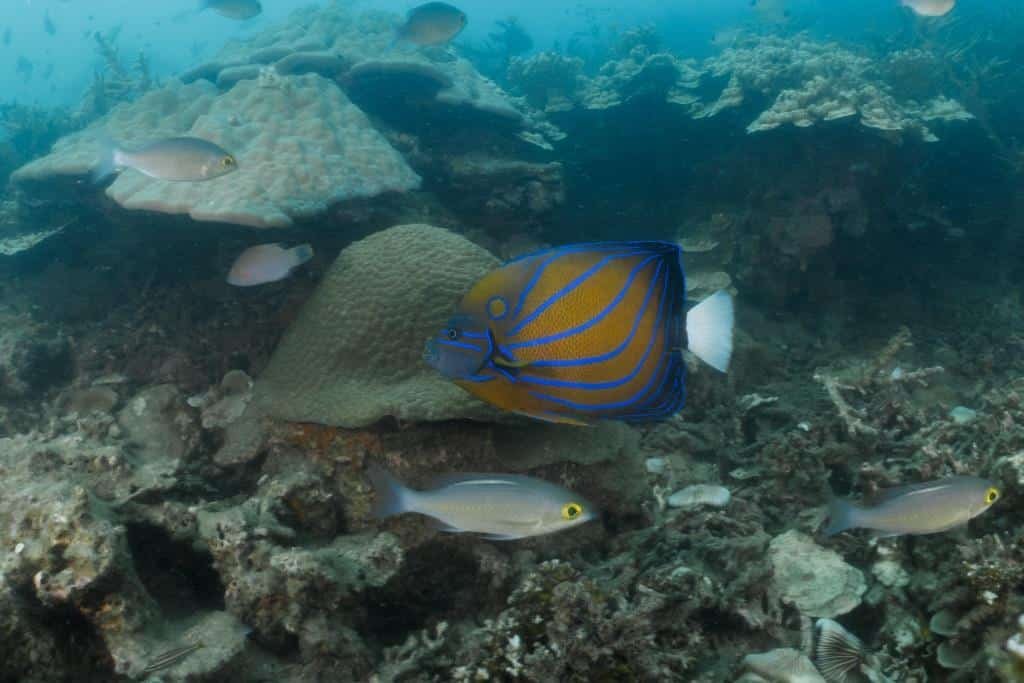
top-left (125, 522), bottom-right (225, 619)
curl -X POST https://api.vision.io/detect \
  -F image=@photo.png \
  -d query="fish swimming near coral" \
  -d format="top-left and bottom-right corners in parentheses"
top-left (367, 463), bottom-right (596, 540)
top-left (901, 0), bottom-right (955, 17)
top-left (227, 243), bottom-right (313, 287)
top-left (92, 136), bottom-right (237, 183)
top-left (825, 476), bottom-right (999, 537)
top-left (395, 2), bottom-right (467, 47)
top-left (198, 0), bottom-right (262, 20)
top-left (424, 241), bottom-right (734, 425)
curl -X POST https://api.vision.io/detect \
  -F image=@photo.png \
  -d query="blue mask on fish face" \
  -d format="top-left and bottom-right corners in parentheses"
top-left (424, 314), bottom-right (492, 380)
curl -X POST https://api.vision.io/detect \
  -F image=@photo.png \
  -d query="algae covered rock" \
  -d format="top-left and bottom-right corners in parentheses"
top-left (255, 224), bottom-right (501, 427)
top-left (768, 530), bottom-right (866, 618)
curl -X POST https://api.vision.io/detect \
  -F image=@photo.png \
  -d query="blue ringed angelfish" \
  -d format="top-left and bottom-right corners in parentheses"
top-left (423, 241), bottom-right (734, 425)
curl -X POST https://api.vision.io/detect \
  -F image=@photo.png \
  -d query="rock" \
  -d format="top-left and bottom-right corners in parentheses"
top-left (0, 320), bottom-right (72, 400)
top-left (667, 484), bottom-right (731, 509)
top-left (254, 224), bottom-right (501, 427)
top-left (117, 385), bottom-right (200, 490)
top-left (768, 530), bottom-right (866, 618)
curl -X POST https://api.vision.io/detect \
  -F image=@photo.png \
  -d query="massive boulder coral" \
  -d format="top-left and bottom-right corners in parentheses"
top-left (13, 74), bottom-right (420, 228)
top-left (181, 3), bottom-right (560, 147)
top-left (254, 224), bottom-right (501, 427)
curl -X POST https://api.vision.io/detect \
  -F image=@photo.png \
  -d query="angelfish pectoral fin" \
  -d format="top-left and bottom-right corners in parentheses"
top-left (493, 356), bottom-right (532, 369)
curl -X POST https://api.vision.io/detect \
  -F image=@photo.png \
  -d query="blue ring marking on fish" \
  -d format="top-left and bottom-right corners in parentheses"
top-left (486, 296), bottom-right (509, 321)
top-left (525, 267), bottom-right (679, 412)
top-left (464, 373), bottom-right (496, 383)
top-left (512, 262), bottom-right (669, 390)
top-left (504, 254), bottom-right (661, 352)
top-left (437, 339), bottom-right (485, 353)
top-left (508, 250), bottom-right (648, 337)
top-left (620, 360), bottom-right (686, 420)
top-left (512, 259), bottom-right (665, 367)
top-left (505, 243), bottom-right (646, 325)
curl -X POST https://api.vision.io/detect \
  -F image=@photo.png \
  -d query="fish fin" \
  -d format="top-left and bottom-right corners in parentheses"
top-left (824, 496), bottom-right (861, 537)
top-left (478, 533), bottom-right (523, 541)
top-left (867, 479), bottom-right (956, 505)
top-left (90, 135), bottom-right (121, 184)
top-left (686, 290), bottom-right (734, 372)
top-left (366, 463), bottom-right (414, 519)
top-left (288, 244), bottom-right (314, 268)
top-left (510, 409), bottom-right (592, 427)
top-left (493, 355), bottom-right (531, 369)
top-left (197, 0), bottom-right (211, 11)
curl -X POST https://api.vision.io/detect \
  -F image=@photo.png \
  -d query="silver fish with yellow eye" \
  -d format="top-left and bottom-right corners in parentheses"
top-left (825, 475), bottom-right (1000, 537)
top-left (367, 464), bottom-right (596, 540)
top-left (92, 136), bottom-right (238, 183)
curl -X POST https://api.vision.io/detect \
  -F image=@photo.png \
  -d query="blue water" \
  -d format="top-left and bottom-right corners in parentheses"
top-left (1, 0), bottom-right (978, 108)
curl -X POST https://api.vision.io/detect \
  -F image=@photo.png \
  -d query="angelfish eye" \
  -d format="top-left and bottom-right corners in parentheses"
top-left (985, 487), bottom-right (1000, 505)
top-left (561, 502), bottom-right (583, 520)
top-left (222, 156), bottom-right (235, 167)
top-left (445, 327), bottom-right (459, 341)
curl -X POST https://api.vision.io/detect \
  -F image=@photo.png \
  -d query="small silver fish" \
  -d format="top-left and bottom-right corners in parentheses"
top-left (92, 136), bottom-right (237, 183)
top-left (368, 464), bottom-right (596, 540)
top-left (901, 0), bottom-right (955, 17)
top-left (227, 243), bottom-right (314, 287)
top-left (199, 0), bottom-right (262, 20)
top-left (142, 641), bottom-right (204, 674)
top-left (825, 476), bottom-right (999, 537)
top-left (396, 2), bottom-right (467, 47)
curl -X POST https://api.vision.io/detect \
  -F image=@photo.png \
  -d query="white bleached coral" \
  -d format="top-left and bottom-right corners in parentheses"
top-left (13, 75), bottom-right (421, 228)
top-left (703, 35), bottom-right (972, 142)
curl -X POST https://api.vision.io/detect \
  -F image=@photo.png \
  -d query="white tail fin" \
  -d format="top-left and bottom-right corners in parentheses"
top-left (685, 289), bottom-right (734, 372)
top-left (90, 136), bottom-right (122, 184)
top-left (367, 463), bottom-right (415, 518)
top-left (289, 243), bottom-right (314, 268)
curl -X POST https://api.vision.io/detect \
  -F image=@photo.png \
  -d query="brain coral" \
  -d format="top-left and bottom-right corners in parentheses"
top-left (13, 74), bottom-right (420, 228)
top-left (253, 224), bottom-right (501, 427)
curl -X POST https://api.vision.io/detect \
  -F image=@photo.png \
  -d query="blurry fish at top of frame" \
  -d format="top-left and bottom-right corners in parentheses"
top-left (199, 0), bottom-right (262, 21)
top-left (395, 2), bottom-right (467, 47)
top-left (424, 241), bottom-right (734, 426)
top-left (824, 475), bottom-right (999, 538)
top-left (227, 243), bottom-right (314, 287)
top-left (43, 10), bottom-right (55, 36)
top-left (749, 0), bottom-right (790, 24)
top-left (901, 0), bottom-right (955, 17)
top-left (91, 136), bottom-right (238, 183)
top-left (367, 463), bottom-right (597, 541)
top-left (2, 27), bottom-right (10, 46)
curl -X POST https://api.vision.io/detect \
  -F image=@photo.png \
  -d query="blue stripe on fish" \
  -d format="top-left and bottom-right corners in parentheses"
top-left (524, 263), bottom-right (677, 410)
top-left (505, 243), bottom-right (651, 324)
top-left (505, 255), bottom-right (661, 352)
top-left (514, 259), bottom-right (665, 368)
top-left (508, 250), bottom-right (649, 337)
top-left (512, 262), bottom-right (669, 390)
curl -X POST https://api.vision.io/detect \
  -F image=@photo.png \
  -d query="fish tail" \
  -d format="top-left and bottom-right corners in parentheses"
top-left (90, 135), bottom-right (122, 184)
top-left (289, 244), bottom-right (314, 268)
top-left (824, 496), bottom-right (861, 537)
top-left (367, 463), bottom-right (415, 518)
top-left (685, 289), bottom-right (734, 372)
